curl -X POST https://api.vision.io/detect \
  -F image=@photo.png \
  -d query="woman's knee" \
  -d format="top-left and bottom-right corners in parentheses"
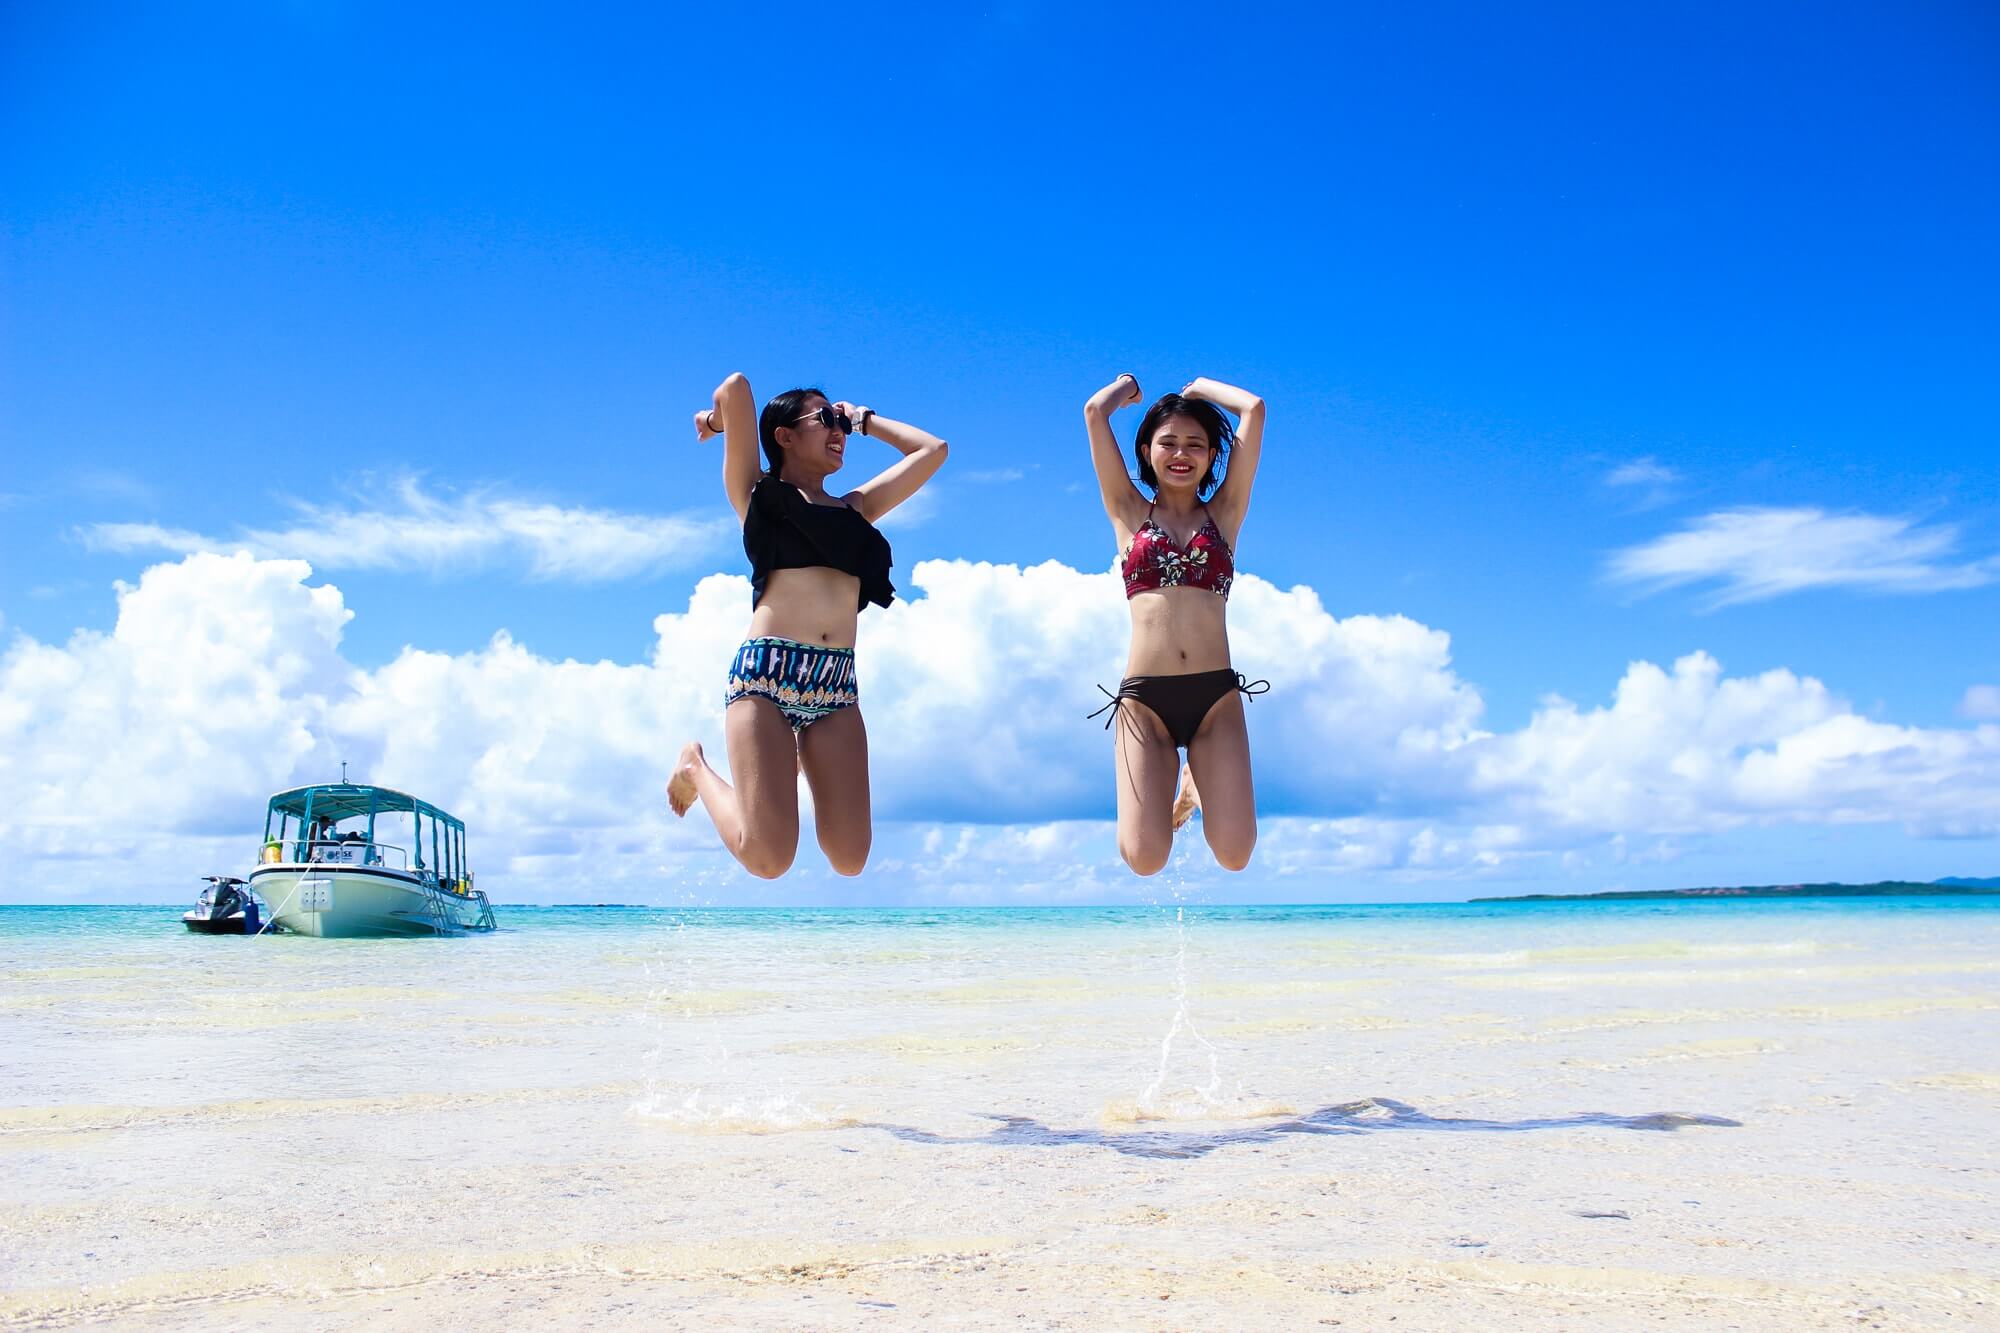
top-left (733, 827), bottom-right (798, 880)
top-left (1206, 823), bottom-right (1256, 872)
top-left (1119, 833), bottom-right (1170, 877)
top-left (741, 847), bottom-right (796, 880)
top-left (821, 831), bottom-right (871, 877)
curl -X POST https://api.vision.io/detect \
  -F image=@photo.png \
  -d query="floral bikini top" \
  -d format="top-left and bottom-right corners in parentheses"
top-left (1121, 506), bottom-right (1235, 599)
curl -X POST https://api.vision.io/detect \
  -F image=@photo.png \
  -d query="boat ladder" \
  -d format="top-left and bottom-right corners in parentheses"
top-left (423, 884), bottom-right (452, 936)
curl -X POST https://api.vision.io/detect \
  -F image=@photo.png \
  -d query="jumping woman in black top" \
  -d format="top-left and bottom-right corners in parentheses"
top-left (668, 373), bottom-right (948, 878)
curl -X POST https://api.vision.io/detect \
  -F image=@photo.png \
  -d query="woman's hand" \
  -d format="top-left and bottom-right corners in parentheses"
top-left (694, 407), bottom-right (723, 442)
top-left (1090, 373), bottom-right (1142, 414)
top-left (832, 401), bottom-right (873, 434)
top-left (1181, 376), bottom-right (1262, 419)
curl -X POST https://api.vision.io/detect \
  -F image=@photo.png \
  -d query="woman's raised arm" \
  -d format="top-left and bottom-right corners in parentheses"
top-left (1182, 376), bottom-right (1264, 535)
top-left (840, 403), bottom-right (949, 523)
top-left (693, 372), bottom-right (761, 521)
top-left (1085, 372), bottom-right (1147, 537)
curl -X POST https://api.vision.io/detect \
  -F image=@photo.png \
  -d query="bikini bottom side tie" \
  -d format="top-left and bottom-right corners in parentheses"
top-left (1088, 668), bottom-right (1270, 750)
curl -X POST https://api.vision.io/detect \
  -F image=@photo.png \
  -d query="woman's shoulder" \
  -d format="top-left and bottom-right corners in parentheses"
top-left (1108, 494), bottom-right (1154, 539)
top-left (746, 472), bottom-right (797, 518)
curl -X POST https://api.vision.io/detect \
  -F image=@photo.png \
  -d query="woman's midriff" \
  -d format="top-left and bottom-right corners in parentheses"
top-left (1125, 589), bottom-right (1232, 676)
top-left (744, 567), bottom-right (863, 648)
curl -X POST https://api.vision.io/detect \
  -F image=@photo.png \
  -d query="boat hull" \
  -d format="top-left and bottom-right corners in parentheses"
top-left (247, 865), bottom-right (493, 937)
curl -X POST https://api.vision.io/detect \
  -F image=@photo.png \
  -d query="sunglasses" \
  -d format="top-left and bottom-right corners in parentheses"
top-left (791, 405), bottom-right (853, 434)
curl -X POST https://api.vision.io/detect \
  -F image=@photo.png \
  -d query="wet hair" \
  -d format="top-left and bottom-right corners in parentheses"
top-left (757, 387), bottom-right (827, 475)
top-left (1133, 394), bottom-right (1234, 500)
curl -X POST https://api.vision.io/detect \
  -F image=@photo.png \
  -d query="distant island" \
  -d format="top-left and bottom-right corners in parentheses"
top-left (1472, 880), bottom-right (2000, 903)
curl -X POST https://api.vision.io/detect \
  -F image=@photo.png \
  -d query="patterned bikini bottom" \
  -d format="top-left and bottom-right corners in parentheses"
top-left (725, 636), bottom-right (859, 733)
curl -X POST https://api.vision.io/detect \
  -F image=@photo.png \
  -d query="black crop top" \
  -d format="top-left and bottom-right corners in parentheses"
top-left (743, 474), bottom-right (895, 611)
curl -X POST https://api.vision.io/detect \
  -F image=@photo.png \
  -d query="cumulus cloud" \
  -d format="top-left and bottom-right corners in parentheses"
top-left (3, 552), bottom-right (1997, 903)
top-left (0, 554), bottom-right (355, 852)
top-left (77, 475), bottom-right (733, 582)
top-left (1469, 652), bottom-right (2000, 837)
top-left (1607, 506), bottom-right (2000, 606)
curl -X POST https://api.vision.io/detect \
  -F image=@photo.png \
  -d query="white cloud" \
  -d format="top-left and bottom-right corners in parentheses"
top-left (77, 475), bottom-right (733, 582)
top-left (870, 484), bottom-right (941, 532)
top-left (1469, 652), bottom-right (2000, 837)
top-left (1605, 457), bottom-right (1678, 488)
top-left (1607, 506), bottom-right (2000, 606)
top-left (0, 553), bottom-right (354, 852)
top-left (3, 553), bottom-right (1997, 903)
top-left (1962, 686), bottom-right (2000, 722)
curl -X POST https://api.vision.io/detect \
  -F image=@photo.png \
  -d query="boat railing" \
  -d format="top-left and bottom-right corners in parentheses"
top-left (267, 839), bottom-right (412, 870)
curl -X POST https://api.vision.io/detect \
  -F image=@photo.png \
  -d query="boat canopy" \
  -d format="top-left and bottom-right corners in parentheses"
top-left (265, 784), bottom-right (464, 834)
top-left (262, 783), bottom-right (468, 880)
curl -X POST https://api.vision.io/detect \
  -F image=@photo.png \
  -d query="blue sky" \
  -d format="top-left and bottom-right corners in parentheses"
top-left (3, 3), bottom-right (1997, 903)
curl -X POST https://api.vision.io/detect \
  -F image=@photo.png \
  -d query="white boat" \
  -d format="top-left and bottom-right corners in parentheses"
top-left (245, 783), bottom-right (495, 937)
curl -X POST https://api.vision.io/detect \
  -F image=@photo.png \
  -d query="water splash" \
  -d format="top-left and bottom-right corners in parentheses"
top-left (1137, 836), bottom-right (1255, 1118)
top-left (633, 906), bottom-right (849, 1134)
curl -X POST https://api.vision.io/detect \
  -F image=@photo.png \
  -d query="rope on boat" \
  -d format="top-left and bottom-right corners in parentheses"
top-left (253, 875), bottom-right (307, 936)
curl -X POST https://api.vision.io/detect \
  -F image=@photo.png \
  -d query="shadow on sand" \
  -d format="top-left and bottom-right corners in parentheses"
top-left (866, 1097), bottom-right (1741, 1160)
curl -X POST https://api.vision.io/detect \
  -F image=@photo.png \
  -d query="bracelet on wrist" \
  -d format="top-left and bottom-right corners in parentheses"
top-left (859, 408), bottom-right (875, 436)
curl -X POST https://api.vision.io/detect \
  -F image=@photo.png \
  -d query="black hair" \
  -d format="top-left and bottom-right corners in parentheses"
top-left (1132, 394), bottom-right (1234, 500)
top-left (757, 387), bottom-right (827, 475)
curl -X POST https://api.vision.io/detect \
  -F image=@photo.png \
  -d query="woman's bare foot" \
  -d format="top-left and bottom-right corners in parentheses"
top-left (667, 741), bottom-right (705, 817)
top-left (1171, 761), bottom-right (1201, 831)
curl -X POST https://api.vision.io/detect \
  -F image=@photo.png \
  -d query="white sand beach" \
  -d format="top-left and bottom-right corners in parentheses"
top-left (3, 900), bottom-right (1996, 1329)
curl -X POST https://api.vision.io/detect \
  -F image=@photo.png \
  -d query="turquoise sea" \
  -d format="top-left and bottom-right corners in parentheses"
top-left (5, 896), bottom-right (1997, 1328)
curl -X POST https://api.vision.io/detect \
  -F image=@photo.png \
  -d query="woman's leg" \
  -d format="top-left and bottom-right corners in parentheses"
top-left (1171, 761), bottom-right (1199, 830)
top-left (1186, 691), bottom-right (1256, 870)
top-left (1114, 699), bottom-right (1182, 876)
top-left (798, 705), bottom-right (872, 876)
top-left (667, 697), bottom-right (801, 879)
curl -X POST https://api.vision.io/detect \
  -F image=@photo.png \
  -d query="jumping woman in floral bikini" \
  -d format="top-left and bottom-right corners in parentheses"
top-left (1084, 374), bottom-right (1267, 875)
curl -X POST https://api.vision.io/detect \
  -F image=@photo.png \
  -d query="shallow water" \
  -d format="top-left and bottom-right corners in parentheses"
top-left (4, 896), bottom-right (1998, 1328)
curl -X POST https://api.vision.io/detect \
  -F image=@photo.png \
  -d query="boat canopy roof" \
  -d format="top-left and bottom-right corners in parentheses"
top-left (266, 784), bottom-right (464, 834)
